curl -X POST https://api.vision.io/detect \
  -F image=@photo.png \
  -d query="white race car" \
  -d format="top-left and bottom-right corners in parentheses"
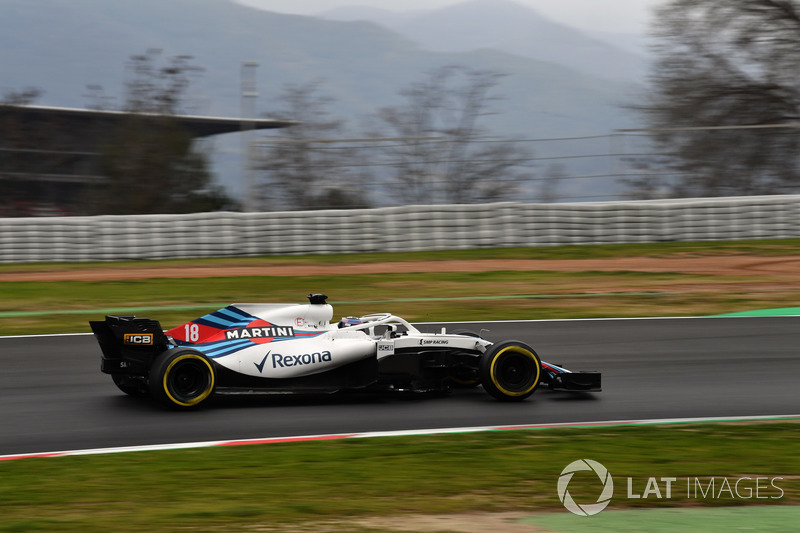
top-left (90, 294), bottom-right (601, 409)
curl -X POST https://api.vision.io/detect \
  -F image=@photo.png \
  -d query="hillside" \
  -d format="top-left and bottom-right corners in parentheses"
top-left (1, 0), bottom-right (645, 200)
top-left (321, 0), bottom-right (648, 81)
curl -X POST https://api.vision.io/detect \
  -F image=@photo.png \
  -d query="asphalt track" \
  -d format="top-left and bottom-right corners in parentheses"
top-left (1, 317), bottom-right (799, 456)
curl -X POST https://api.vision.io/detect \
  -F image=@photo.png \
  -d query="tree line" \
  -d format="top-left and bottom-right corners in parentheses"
top-left (2, 52), bottom-right (536, 215)
top-left (629, 0), bottom-right (800, 199)
top-left (5, 1), bottom-right (800, 215)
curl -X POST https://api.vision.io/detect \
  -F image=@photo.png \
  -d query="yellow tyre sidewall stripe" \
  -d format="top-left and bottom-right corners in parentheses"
top-left (163, 353), bottom-right (215, 407)
top-left (490, 346), bottom-right (540, 397)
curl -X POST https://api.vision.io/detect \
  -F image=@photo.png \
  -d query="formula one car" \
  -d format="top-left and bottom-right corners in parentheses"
top-left (90, 294), bottom-right (601, 409)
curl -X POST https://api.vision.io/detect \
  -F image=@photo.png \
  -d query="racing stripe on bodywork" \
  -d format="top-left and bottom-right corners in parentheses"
top-left (193, 339), bottom-right (253, 358)
top-left (542, 362), bottom-right (567, 373)
top-left (180, 331), bottom-right (327, 359)
top-left (541, 362), bottom-right (568, 379)
top-left (193, 306), bottom-right (257, 329)
top-left (294, 331), bottom-right (326, 339)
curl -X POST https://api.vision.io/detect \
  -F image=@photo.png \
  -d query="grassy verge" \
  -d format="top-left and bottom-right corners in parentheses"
top-left (3, 239), bottom-right (800, 334)
top-left (0, 422), bottom-right (798, 532)
top-left (2, 241), bottom-right (798, 532)
top-left (0, 270), bottom-right (719, 335)
top-left (4, 238), bottom-right (800, 274)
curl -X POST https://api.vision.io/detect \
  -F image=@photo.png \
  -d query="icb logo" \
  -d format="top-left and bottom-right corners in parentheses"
top-left (557, 459), bottom-right (613, 516)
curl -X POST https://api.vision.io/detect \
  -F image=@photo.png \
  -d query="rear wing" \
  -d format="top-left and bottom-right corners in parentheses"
top-left (89, 315), bottom-right (170, 361)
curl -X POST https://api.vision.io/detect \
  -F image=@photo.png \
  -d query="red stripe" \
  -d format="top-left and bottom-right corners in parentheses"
top-left (3, 415), bottom-right (797, 461)
top-left (0, 451), bottom-right (66, 461)
top-left (214, 434), bottom-right (357, 446)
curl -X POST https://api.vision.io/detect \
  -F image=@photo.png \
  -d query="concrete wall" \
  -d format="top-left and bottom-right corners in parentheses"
top-left (1, 195), bottom-right (798, 263)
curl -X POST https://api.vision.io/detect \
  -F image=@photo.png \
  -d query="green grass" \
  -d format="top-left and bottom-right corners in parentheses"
top-left (4, 238), bottom-right (800, 273)
top-left (523, 506), bottom-right (800, 533)
top-left (2, 241), bottom-right (799, 531)
top-left (0, 423), bottom-right (798, 532)
top-left (0, 271), bottom-right (751, 335)
top-left (3, 239), bottom-right (800, 334)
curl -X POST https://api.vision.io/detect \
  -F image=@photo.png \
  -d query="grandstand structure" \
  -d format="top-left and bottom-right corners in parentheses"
top-left (0, 105), bottom-right (292, 216)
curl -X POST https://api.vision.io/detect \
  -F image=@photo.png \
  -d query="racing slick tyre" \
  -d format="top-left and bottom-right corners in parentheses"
top-left (149, 349), bottom-right (216, 409)
top-left (480, 341), bottom-right (541, 401)
top-left (111, 374), bottom-right (149, 397)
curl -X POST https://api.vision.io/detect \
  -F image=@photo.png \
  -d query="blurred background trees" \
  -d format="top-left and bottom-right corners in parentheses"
top-left (256, 66), bottom-right (533, 210)
top-left (10, 2), bottom-right (800, 213)
top-left (374, 66), bottom-right (533, 205)
top-left (84, 49), bottom-right (237, 215)
top-left (255, 81), bottom-right (371, 211)
top-left (634, 0), bottom-right (800, 198)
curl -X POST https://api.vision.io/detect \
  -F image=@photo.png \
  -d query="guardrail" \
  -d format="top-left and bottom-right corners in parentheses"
top-left (1, 195), bottom-right (799, 263)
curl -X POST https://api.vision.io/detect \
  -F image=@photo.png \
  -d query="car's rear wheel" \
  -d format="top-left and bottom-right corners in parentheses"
top-left (149, 349), bottom-right (215, 409)
top-left (480, 341), bottom-right (541, 401)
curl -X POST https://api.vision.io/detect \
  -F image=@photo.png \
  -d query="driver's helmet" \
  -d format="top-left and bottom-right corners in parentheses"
top-left (338, 316), bottom-right (363, 328)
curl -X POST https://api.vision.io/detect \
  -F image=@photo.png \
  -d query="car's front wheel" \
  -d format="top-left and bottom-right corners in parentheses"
top-left (480, 341), bottom-right (541, 401)
top-left (149, 349), bottom-right (215, 409)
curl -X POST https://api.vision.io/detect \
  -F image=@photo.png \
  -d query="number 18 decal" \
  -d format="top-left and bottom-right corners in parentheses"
top-left (185, 323), bottom-right (200, 342)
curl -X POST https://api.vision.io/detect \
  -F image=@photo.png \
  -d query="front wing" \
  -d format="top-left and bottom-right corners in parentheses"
top-left (540, 362), bottom-right (601, 392)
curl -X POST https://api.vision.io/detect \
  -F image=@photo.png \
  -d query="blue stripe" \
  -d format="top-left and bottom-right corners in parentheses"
top-left (215, 306), bottom-right (254, 321)
top-left (171, 338), bottom-right (253, 359)
top-left (543, 361), bottom-right (568, 374)
top-left (295, 331), bottom-right (325, 339)
top-left (193, 306), bottom-right (259, 329)
top-left (204, 347), bottom-right (246, 359)
top-left (200, 340), bottom-right (252, 357)
top-left (195, 316), bottom-right (235, 329)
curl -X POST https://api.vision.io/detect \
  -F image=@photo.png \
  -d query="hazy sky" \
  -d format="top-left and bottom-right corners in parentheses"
top-left (234, 0), bottom-right (664, 34)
